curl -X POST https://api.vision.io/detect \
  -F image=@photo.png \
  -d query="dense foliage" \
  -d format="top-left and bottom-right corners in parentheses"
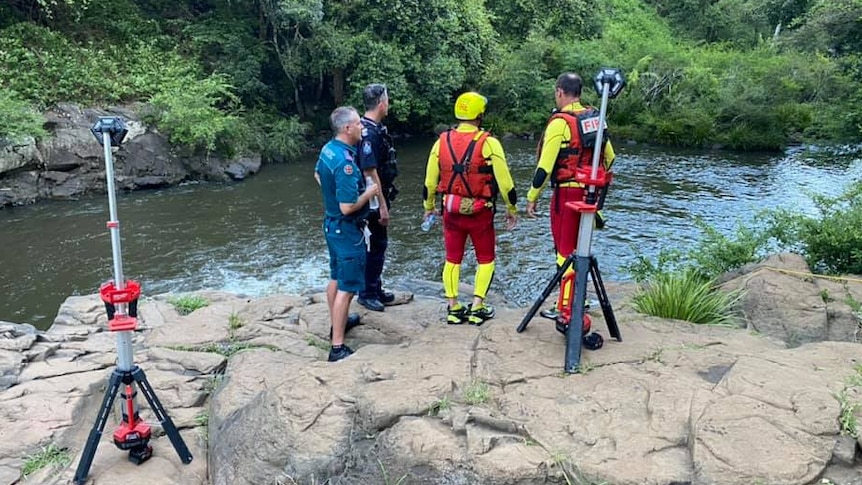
top-left (627, 180), bottom-right (862, 324)
top-left (769, 180), bottom-right (862, 275)
top-left (1, 0), bottom-right (860, 153)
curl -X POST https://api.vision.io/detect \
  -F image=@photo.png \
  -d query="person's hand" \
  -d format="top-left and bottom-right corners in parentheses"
top-left (379, 206), bottom-right (390, 226)
top-left (505, 211), bottom-right (518, 230)
top-left (423, 208), bottom-right (439, 219)
top-left (526, 200), bottom-right (538, 218)
top-left (364, 182), bottom-right (378, 199)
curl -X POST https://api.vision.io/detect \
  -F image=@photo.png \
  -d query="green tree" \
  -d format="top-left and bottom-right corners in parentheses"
top-left (785, 0), bottom-right (862, 55)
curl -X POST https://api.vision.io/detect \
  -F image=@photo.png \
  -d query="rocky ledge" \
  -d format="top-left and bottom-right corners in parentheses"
top-left (0, 254), bottom-right (860, 485)
top-left (0, 104), bottom-right (261, 208)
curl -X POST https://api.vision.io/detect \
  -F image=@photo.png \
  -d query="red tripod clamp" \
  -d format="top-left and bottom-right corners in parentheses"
top-left (100, 280), bottom-right (141, 332)
top-left (565, 167), bottom-right (613, 214)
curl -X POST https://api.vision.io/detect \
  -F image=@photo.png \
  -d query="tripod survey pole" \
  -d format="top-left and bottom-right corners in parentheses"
top-left (563, 68), bottom-right (625, 373)
top-left (74, 117), bottom-right (192, 485)
top-left (98, 122), bottom-right (134, 373)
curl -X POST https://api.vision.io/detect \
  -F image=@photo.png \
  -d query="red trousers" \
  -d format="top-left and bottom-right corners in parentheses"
top-left (550, 187), bottom-right (585, 258)
top-left (443, 210), bottom-right (495, 264)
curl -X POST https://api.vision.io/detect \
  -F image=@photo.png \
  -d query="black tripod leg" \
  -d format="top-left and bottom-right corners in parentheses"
top-left (517, 254), bottom-right (576, 333)
top-left (590, 257), bottom-right (621, 342)
top-left (74, 370), bottom-right (124, 485)
top-left (132, 368), bottom-right (194, 464)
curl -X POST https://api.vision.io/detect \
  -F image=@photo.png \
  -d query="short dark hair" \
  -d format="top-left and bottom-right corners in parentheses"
top-left (363, 83), bottom-right (388, 111)
top-left (556, 73), bottom-right (583, 97)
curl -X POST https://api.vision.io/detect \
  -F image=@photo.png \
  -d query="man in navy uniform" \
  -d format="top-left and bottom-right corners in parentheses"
top-left (356, 83), bottom-right (399, 312)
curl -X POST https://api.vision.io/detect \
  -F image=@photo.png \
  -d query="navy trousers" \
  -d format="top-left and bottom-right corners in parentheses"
top-left (360, 210), bottom-right (388, 300)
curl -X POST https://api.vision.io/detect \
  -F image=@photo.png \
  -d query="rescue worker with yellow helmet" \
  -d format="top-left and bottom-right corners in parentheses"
top-left (525, 72), bottom-right (616, 328)
top-left (423, 92), bottom-right (518, 326)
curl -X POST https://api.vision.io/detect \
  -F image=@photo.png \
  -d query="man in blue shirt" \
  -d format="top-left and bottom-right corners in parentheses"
top-left (356, 83), bottom-right (399, 312)
top-left (315, 106), bottom-right (379, 362)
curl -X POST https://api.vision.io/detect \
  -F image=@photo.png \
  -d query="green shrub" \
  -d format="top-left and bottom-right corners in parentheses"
top-left (690, 219), bottom-right (770, 279)
top-left (0, 23), bottom-right (124, 106)
top-left (233, 110), bottom-right (308, 161)
top-left (625, 246), bottom-right (685, 283)
top-left (632, 269), bottom-right (742, 326)
top-left (146, 74), bottom-right (240, 154)
top-left (0, 90), bottom-right (46, 141)
top-left (626, 219), bottom-right (770, 283)
top-left (768, 181), bottom-right (862, 274)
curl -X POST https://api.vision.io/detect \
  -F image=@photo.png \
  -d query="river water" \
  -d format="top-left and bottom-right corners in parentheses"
top-left (1, 139), bottom-right (860, 330)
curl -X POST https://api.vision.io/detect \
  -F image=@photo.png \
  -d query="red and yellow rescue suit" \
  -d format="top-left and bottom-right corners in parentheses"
top-left (526, 102), bottom-right (615, 320)
top-left (424, 124), bottom-right (518, 300)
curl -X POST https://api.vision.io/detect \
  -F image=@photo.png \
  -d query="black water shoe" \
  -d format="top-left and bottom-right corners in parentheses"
top-left (467, 304), bottom-right (495, 326)
top-left (447, 304), bottom-right (468, 324)
top-left (328, 344), bottom-right (354, 362)
top-left (358, 296), bottom-right (385, 312)
top-left (379, 290), bottom-right (396, 305)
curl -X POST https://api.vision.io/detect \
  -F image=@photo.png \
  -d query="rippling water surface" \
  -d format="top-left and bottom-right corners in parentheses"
top-left (1, 139), bottom-right (859, 329)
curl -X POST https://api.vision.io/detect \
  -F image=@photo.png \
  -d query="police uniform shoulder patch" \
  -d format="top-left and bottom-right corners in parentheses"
top-left (362, 141), bottom-right (372, 155)
top-left (344, 164), bottom-right (354, 175)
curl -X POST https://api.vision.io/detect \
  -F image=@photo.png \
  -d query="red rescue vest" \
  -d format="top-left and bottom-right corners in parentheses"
top-left (545, 108), bottom-right (607, 185)
top-left (436, 129), bottom-right (494, 199)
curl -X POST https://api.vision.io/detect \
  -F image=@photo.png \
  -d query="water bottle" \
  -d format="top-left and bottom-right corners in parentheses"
top-left (421, 213), bottom-right (436, 232)
top-left (366, 176), bottom-right (379, 210)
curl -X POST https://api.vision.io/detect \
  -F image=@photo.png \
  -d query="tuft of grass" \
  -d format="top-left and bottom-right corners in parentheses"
top-left (195, 411), bottom-right (209, 427)
top-left (835, 389), bottom-right (860, 438)
top-left (632, 269), bottom-right (741, 326)
top-left (820, 288), bottom-right (833, 303)
top-left (428, 395), bottom-right (452, 416)
top-left (229, 311), bottom-right (244, 331)
top-left (852, 364), bottom-right (862, 384)
top-left (377, 459), bottom-right (408, 485)
top-left (463, 380), bottom-right (491, 405)
top-left (168, 294), bottom-right (209, 316)
top-left (643, 347), bottom-right (665, 364)
top-left (21, 444), bottom-right (71, 478)
top-left (305, 334), bottom-right (331, 352)
top-left (576, 362), bottom-right (596, 375)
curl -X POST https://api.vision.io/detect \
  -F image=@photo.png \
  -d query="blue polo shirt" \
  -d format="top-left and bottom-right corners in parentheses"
top-left (315, 139), bottom-right (367, 221)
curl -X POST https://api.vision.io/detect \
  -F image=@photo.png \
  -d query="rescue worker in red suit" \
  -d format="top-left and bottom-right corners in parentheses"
top-left (423, 92), bottom-right (518, 326)
top-left (525, 73), bottom-right (616, 329)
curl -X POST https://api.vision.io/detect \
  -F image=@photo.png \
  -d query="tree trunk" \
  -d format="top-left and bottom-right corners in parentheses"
top-left (259, 5), bottom-right (267, 41)
top-left (294, 83), bottom-right (304, 119)
top-left (332, 68), bottom-right (344, 106)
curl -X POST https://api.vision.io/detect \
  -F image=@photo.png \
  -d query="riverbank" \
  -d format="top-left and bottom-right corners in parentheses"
top-left (0, 104), bottom-right (262, 208)
top-left (1, 255), bottom-right (860, 484)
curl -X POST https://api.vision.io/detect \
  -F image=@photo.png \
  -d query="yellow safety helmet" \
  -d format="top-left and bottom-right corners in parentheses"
top-left (454, 92), bottom-right (487, 121)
